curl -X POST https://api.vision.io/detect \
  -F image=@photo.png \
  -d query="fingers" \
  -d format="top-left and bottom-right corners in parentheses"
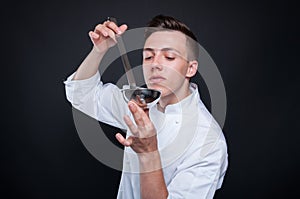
top-left (123, 115), bottom-right (139, 136)
top-left (93, 24), bottom-right (117, 42)
top-left (128, 101), bottom-right (151, 124)
top-left (89, 31), bottom-right (98, 39)
top-left (121, 101), bottom-right (155, 140)
top-left (119, 24), bottom-right (128, 33)
top-left (95, 21), bottom-right (126, 36)
top-left (127, 101), bottom-right (153, 136)
top-left (105, 21), bottom-right (123, 34)
top-left (128, 101), bottom-right (146, 128)
top-left (89, 21), bottom-right (127, 44)
top-left (115, 133), bottom-right (132, 146)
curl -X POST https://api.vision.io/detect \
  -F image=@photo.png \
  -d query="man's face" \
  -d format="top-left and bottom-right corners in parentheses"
top-left (143, 31), bottom-right (191, 100)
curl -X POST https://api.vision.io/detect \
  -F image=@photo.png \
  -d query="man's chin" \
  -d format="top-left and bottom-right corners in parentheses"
top-left (147, 84), bottom-right (164, 92)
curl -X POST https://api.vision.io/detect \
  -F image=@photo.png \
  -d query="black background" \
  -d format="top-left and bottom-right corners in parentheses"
top-left (1, 0), bottom-right (298, 198)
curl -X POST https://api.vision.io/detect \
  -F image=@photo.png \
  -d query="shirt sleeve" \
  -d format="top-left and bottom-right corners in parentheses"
top-left (167, 137), bottom-right (228, 199)
top-left (64, 71), bottom-right (128, 129)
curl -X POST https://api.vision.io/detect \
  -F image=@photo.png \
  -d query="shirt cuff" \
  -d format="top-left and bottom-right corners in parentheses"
top-left (64, 71), bottom-right (101, 87)
top-left (64, 71), bottom-right (102, 107)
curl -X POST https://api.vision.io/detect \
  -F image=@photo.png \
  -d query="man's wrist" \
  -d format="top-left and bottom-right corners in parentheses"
top-left (138, 150), bottom-right (162, 173)
top-left (91, 46), bottom-right (108, 56)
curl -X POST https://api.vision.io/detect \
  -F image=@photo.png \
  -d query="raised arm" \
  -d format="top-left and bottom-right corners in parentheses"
top-left (64, 19), bottom-right (129, 127)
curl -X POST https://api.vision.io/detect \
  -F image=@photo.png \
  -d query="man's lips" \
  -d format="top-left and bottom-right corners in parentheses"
top-left (149, 76), bottom-right (166, 84)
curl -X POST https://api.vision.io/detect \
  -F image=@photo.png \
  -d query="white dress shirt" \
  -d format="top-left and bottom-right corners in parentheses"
top-left (64, 71), bottom-right (228, 199)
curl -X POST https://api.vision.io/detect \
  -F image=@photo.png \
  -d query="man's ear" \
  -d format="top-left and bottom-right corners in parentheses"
top-left (186, 60), bottom-right (198, 78)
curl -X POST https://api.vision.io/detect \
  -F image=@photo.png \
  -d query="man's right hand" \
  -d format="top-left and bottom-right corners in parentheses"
top-left (89, 20), bottom-right (128, 53)
top-left (72, 18), bottom-right (127, 81)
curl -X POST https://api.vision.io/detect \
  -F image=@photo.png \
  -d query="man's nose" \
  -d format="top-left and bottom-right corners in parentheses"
top-left (151, 56), bottom-right (163, 70)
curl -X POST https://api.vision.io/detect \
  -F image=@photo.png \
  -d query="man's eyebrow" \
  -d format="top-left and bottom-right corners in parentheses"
top-left (143, 48), bottom-right (181, 54)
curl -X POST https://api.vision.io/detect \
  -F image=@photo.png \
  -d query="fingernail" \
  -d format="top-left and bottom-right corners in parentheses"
top-left (128, 102), bottom-right (134, 108)
top-left (128, 102), bottom-right (136, 111)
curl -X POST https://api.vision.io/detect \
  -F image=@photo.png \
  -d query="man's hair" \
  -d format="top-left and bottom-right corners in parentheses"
top-left (145, 15), bottom-right (199, 61)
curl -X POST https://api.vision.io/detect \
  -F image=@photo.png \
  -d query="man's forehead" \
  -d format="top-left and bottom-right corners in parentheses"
top-left (144, 31), bottom-right (187, 54)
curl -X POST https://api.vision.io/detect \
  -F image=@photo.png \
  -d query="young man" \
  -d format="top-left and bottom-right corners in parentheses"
top-left (65, 15), bottom-right (228, 199)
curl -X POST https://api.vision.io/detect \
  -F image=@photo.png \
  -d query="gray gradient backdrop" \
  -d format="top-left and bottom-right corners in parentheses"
top-left (1, 0), bottom-right (298, 198)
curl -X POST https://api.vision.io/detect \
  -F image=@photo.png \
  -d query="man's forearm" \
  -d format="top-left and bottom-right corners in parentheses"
top-left (73, 47), bottom-right (106, 80)
top-left (139, 151), bottom-right (168, 199)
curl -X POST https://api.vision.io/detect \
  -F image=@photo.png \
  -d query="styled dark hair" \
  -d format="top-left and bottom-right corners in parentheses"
top-left (145, 15), bottom-right (199, 61)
